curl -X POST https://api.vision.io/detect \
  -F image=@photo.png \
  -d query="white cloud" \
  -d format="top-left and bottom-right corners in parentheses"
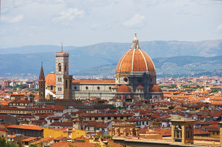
top-left (53, 8), bottom-right (85, 22)
top-left (1, 15), bottom-right (24, 23)
top-left (217, 24), bottom-right (222, 34)
top-left (123, 14), bottom-right (145, 28)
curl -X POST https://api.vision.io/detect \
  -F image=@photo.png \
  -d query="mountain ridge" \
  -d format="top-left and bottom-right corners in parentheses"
top-left (0, 40), bottom-right (221, 77)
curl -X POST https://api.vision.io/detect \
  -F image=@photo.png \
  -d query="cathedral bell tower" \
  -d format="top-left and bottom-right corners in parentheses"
top-left (39, 63), bottom-right (45, 101)
top-left (55, 47), bottom-right (72, 99)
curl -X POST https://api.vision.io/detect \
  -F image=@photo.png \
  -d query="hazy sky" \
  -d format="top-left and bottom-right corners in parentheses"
top-left (0, 0), bottom-right (222, 48)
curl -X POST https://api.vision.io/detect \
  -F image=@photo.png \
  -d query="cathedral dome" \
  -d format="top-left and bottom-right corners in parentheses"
top-left (149, 84), bottom-right (162, 93)
top-left (116, 33), bottom-right (155, 74)
top-left (117, 85), bottom-right (131, 93)
top-left (45, 72), bottom-right (56, 86)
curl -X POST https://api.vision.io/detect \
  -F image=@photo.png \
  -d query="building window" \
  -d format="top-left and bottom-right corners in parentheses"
top-left (65, 65), bottom-right (67, 72)
top-left (58, 78), bottom-right (62, 82)
top-left (58, 63), bottom-right (61, 72)
top-left (86, 86), bottom-right (88, 90)
top-left (97, 87), bottom-right (100, 90)
top-left (74, 86), bottom-right (77, 90)
top-left (109, 87), bottom-right (111, 90)
top-left (123, 77), bottom-right (128, 82)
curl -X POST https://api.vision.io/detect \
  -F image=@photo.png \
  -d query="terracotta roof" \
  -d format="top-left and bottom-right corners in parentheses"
top-left (54, 136), bottom-right (67, 141)
top-left (81, 112), bottom-right (134, 117)
top-left (22, 137), bottom-right (37, 142)
top-left (136, 85), bottom-right (144, 89)
top-left (7, 125), bottom-right (43, 131)
top-left (149, 84), bottom-right (162, 92)
top-left (10, 100), bottom-right (29, 104)
top-left (50, 141), bottom-right (95, 147)
top-left (50, 122), bottom-right (73, 127)
top-left (35, 137), bottom-right (54, 144)
top-left (7, 135), bottom-right (16, 139)
top-left (117, 84), bottom-right (131, 93)
top-left (72, 80), bottom-right (115, 84)
top-left (116, 35), bottom-right (155, 73)
top-left (57, 51), bottom-right (67, 53)
top-left (112, 85), bottom-right (118, 89)
top-left (45, 73), bottom-right (56, 86)
top-left (49, 105), bottom-right (66, 111)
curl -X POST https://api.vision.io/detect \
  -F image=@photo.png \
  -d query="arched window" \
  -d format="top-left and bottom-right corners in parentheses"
top-left (174, 125), bottom-right (182, 142)
top-left (58, 63), bottom-right (61, 72)
top-left (65, 65), bottom-right (67, 72)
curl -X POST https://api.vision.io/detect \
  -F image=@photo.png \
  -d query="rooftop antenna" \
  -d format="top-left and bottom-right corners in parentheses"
top-left (61, 42), bottom-right (63, 52)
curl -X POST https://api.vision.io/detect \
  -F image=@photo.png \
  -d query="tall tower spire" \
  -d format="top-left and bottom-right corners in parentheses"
top-left (56, 50), bottom-right (70, 99)
top-left (39, 62), bottom-right (45, 80)
top-left (39, 63), bottom-right (45, 101)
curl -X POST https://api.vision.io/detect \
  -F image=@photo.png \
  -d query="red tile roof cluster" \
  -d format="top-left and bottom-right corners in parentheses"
top-left (7, 124), bottom-right (43, 131)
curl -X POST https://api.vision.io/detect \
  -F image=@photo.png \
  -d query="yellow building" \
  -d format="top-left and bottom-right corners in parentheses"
top-left (44, 127), bottom-right (86, 139)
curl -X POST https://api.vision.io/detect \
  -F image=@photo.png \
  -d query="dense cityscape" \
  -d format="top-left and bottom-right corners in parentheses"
top-left (0, 35), bottom-right (221, 147)
top-left (1, 0), bottom-right (222, 147)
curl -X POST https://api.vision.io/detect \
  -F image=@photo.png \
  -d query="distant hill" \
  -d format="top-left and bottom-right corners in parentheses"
top-left (0, 40), bottom-right (221, 77)
top-left (74, 56), bottom-right (222, 78)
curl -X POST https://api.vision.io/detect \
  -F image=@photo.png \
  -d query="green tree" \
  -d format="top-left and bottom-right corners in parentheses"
top-left (29, 144), bottom-right (37, 147)
top-left (0, 136), bottom-right (7, 147)
top-left (17, 140), bottom-right (23, 147)
top-left (6, 141), bottom-right (17, 147)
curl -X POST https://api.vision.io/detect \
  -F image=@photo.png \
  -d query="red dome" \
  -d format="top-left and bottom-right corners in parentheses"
top-left (45, 73), bottom-right (56, 86)
top-left (149, 84), bottom-right (162, 92)
top-left (117, 85), bottom-right (131, 93)
top-left (116, 34), bottom-right (155, 74)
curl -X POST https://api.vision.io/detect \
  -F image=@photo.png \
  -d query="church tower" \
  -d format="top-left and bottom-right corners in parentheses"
top-left (55, 49), bottom-right (70, 99)
top-left (39, 63), bottom-right (45, 101)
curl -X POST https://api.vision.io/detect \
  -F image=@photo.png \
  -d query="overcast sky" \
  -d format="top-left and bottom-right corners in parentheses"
top-left (0, 0), bottom-right (222, 48)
